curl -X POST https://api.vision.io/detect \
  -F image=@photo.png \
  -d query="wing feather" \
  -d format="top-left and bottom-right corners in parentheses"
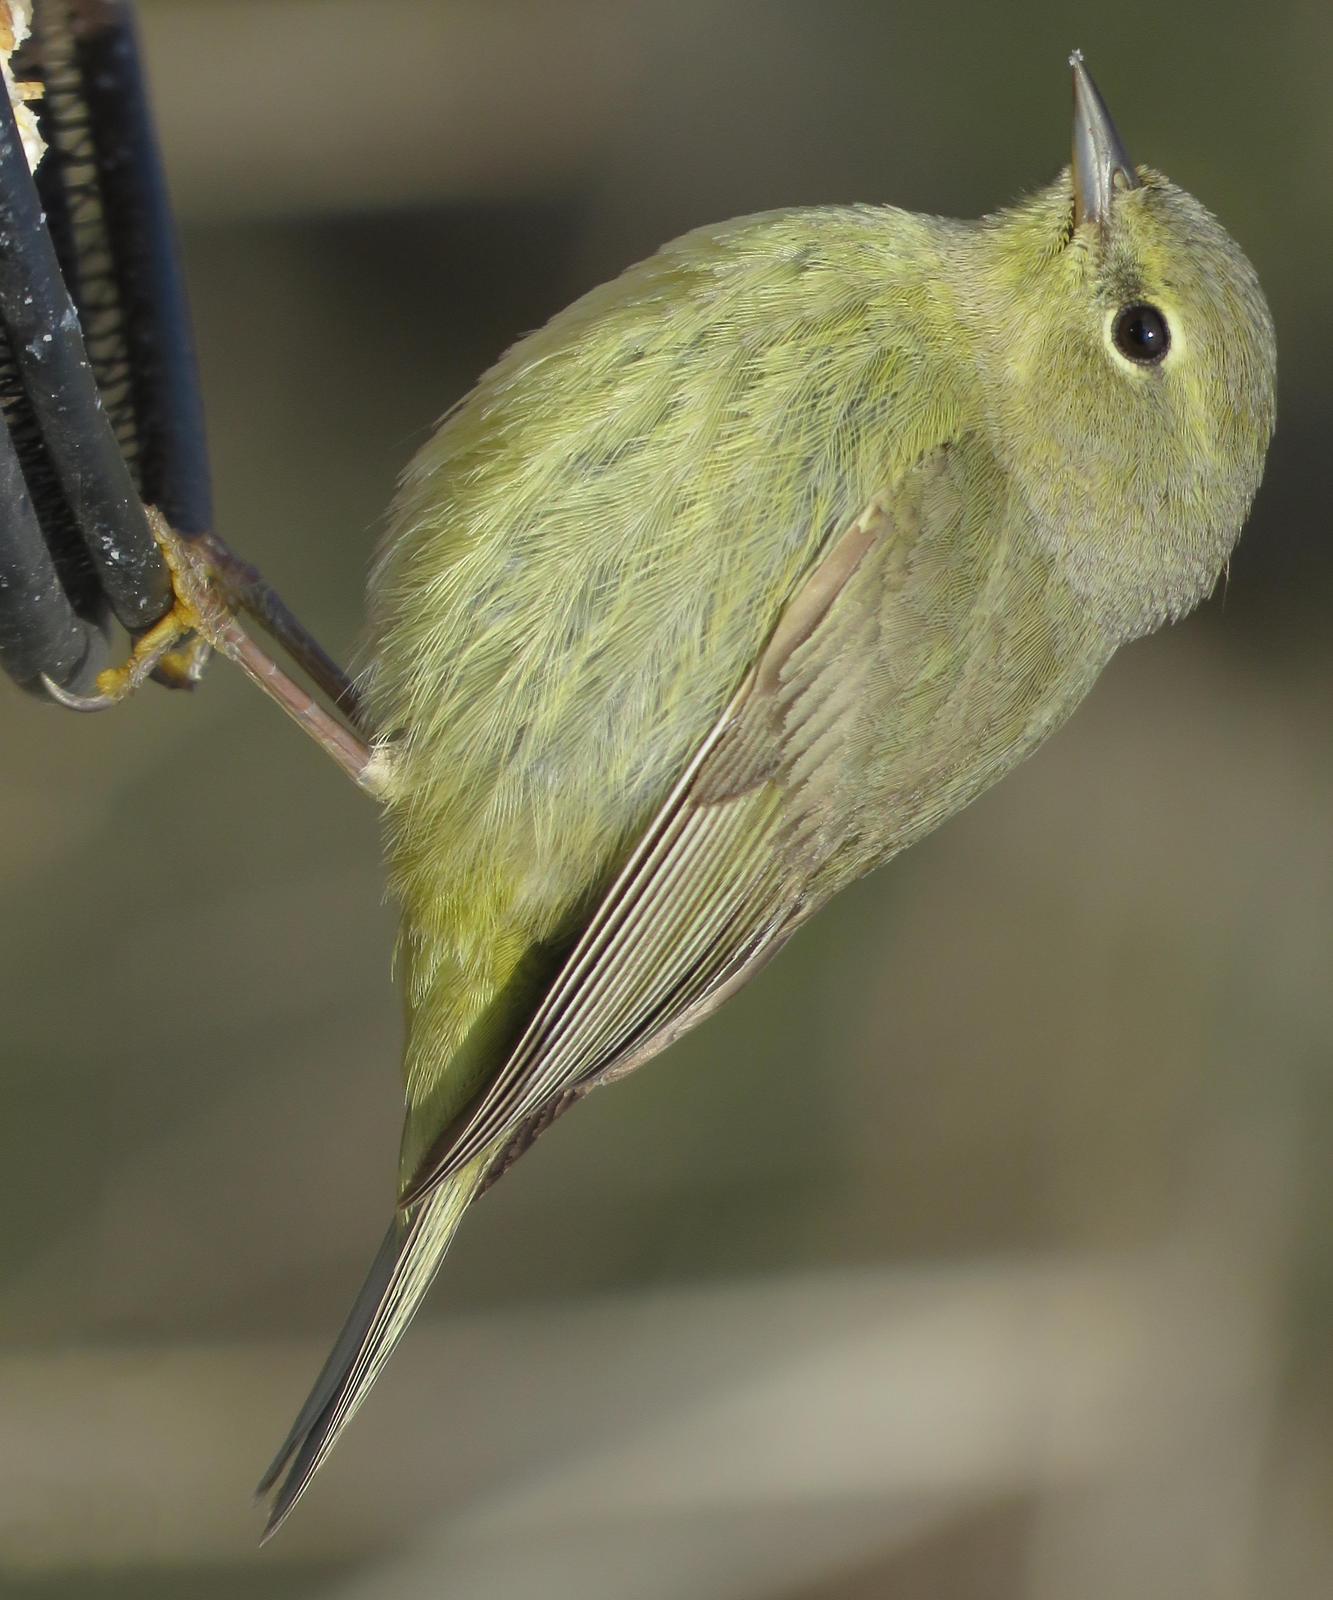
top-left (400, 488), bottom-right (899, 1208)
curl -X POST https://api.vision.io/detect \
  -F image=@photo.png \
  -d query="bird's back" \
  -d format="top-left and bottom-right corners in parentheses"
top-left (366, 203), bottom-right (980, 1145)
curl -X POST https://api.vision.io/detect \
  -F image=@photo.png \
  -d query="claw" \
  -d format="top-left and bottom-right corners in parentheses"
top-left (152, 634), bottom-right (213, 690)
top-left (39, 674), bottom-right (118, 712)
top-left (39, 509), bottom-right (213, 711)
top-left (39, 601), bottom-right (192, 710)
top-left (40, 505), bottom-right (381, 793)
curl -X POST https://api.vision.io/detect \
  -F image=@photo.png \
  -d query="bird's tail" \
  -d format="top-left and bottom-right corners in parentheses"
top-left (257, 1157), bottom-right (489, 1540)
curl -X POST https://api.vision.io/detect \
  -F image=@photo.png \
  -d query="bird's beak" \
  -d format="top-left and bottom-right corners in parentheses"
top-left (1070, 50), bottom-right (1138, 229)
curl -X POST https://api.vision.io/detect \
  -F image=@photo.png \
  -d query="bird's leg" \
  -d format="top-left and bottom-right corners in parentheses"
top-left (44, 511), bottom-right (386, 797)
top-left (191, 530), bottom-right (374, 737)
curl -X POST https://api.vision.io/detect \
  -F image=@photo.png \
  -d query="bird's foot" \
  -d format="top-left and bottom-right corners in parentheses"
top-left (41, 511), bottom-right (218, 710)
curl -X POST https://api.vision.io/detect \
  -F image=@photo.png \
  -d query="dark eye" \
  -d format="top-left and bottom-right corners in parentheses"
top-left (1113, 303), bottom-right (1171, 364)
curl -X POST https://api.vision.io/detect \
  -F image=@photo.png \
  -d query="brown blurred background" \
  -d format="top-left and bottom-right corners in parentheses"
top-left (2, 2), bottom-right (1330, 1596)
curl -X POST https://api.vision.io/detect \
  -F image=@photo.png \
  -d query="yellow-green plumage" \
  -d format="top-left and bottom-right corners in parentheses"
top-left (378, 202), bottom-right (972, 1159)
top-left (259, 60), bottom-right (1274, 1534)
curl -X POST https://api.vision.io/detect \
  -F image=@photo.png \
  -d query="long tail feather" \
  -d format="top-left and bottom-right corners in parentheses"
top-left (257, 1158), bottom-right (489, 1540)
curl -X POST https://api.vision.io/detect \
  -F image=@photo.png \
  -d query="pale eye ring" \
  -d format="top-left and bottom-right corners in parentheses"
top-left (1113, 303), bottom-right (1171, 364)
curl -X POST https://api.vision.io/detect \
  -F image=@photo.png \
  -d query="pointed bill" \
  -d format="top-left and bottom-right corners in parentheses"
top-left (1070, 49), bottom-right (1138, 228)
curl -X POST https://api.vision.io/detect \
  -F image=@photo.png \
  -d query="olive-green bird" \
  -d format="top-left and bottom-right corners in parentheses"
top-left (258, 53), bottom-right (1275, 1533)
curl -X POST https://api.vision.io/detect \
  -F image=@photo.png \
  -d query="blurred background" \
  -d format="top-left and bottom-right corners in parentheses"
top-left (1, 2), bottom-right (1329, 1596)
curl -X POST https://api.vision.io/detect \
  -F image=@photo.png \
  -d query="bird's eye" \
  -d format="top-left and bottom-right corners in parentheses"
top-left (1112, 303), bottom-right (1171, 364)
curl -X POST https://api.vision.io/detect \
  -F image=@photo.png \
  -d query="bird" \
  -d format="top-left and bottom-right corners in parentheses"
top-left (257, 51), bottom-right (1275, 1535)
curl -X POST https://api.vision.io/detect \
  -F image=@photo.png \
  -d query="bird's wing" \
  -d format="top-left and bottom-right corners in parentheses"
top-left (259, 443), bottom-right (969, 1533)
top-left (400, 456), bottom-right (944, 1208)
